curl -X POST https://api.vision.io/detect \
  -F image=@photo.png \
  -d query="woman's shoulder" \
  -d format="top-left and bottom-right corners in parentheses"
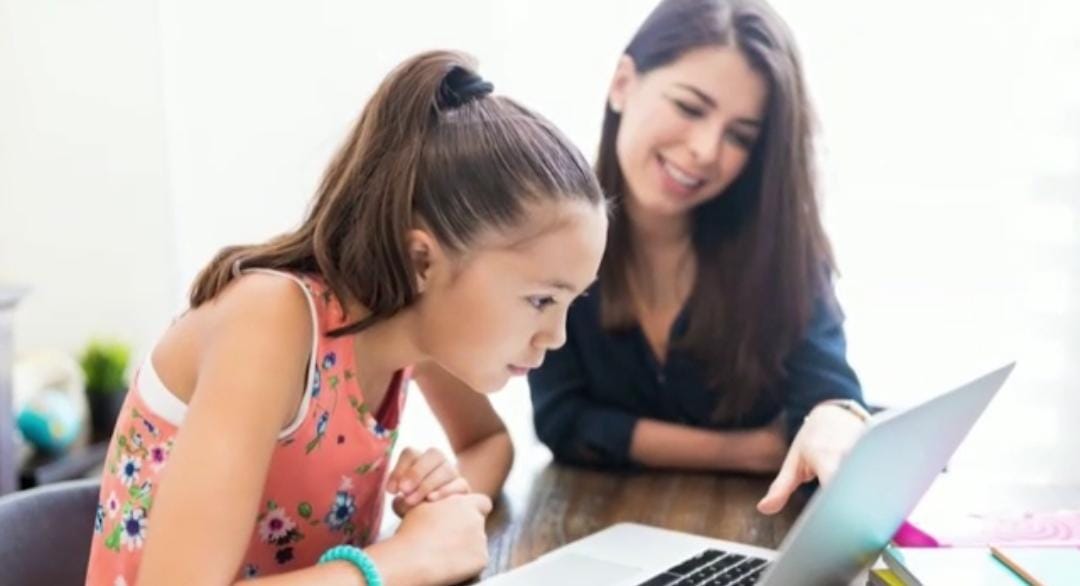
top-left (566, 280), bottom-right (603, 323)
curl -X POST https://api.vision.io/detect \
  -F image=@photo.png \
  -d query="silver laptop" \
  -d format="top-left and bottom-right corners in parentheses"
top-left (481, 363), bottom-right (1015, 586)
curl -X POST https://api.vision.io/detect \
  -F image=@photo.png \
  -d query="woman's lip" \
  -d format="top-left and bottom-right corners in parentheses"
top-left (656, 155), bottom-right (702, 199)
top-left (660, 155), bottom-right (705, 185)
top-left (507, 365), bottom-right (531, 375)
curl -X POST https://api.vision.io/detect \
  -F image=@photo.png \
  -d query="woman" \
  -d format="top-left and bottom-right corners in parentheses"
top-left (529, 0), bottom-right (869, 516)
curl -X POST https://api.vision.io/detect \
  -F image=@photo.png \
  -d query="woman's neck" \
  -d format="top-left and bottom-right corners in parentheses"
top-left (624, 197), bottom-right (693, 251)
top-left (623, 198), bottom-right (695, 309)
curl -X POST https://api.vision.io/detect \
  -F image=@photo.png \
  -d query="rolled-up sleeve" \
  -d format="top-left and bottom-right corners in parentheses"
top-left (781, 289), bottom-right (865, 441)
top-left (529, 332), bottom-right (639, 467)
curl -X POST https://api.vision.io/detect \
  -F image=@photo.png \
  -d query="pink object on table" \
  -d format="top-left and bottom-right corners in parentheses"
top-left (893, 520), bottom-right (942, 547)
top-left (897, 511), bottom-right (1080, 548)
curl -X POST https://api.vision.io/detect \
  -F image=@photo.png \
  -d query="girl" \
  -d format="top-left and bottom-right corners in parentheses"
top-left (85, 51), bottom-right (607, 586)
top-left (529, 0), bottom-right (868, 516)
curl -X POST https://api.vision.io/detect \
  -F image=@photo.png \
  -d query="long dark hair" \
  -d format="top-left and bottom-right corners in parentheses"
top-left (190, 50), bottom-right (603, 336)
top-left (596, 0), bottom-right (835, 420)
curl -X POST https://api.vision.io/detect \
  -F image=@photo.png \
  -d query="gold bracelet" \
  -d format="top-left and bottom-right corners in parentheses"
top-left (814, 399), bottom-right (872, 424)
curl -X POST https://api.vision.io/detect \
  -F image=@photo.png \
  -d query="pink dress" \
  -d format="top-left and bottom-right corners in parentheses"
top-left (85, 271), bottom-right (409, 584)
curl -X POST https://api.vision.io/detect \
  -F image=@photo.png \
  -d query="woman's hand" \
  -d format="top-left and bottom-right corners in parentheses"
top-left (756, 402), bottom-right (867, 515)
top-left (387, 447), bottom-right (472, 517)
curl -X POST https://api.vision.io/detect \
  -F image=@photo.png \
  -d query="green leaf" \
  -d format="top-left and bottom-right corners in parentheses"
top-left (305, 437), bottom-right (321, 454)
top-left (267, 500), bottom-right (278, 511)
top-left (298, 502), bottom-right (312, 519)
top-left (104, 524), bottom-right (123, 551)
top-left (79, 338), bottom-right (131, 394)
top-left (355, 463), bottom-right (373, 475)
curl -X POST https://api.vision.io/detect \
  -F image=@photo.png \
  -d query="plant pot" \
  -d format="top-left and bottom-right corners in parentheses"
top-left (87, 388), bottom-right (128, 443)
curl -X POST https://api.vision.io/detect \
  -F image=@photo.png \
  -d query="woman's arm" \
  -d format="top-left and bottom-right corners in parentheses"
top-left (412, 363), bottom-right (513, 499)
top-left (629, 417), bottom-right (786, 472)
top-left (757, 289), bottom-right (869, 514)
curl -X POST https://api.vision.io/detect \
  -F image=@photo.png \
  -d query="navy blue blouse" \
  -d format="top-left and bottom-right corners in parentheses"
top-left (529, 283), bottom-right (864, 467)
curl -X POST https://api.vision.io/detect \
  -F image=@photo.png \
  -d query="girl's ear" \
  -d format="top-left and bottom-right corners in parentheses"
top-left (608, 55), bottom-right (639, 114)
top-left (404, 229), bottom-right (445, 293)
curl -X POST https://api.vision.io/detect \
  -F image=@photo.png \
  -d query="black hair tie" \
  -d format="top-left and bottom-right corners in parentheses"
top-left (437, 66), bottom-right (494, 109)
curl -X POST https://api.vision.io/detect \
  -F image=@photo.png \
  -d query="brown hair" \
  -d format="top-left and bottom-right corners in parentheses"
top-left (190, 50), bottom-right (603, 336)
top-left (596, 0), bottom-right (836, 420)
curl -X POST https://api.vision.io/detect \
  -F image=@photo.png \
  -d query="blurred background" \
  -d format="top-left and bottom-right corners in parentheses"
top-left (1, 1), bottom-right (1078, 490)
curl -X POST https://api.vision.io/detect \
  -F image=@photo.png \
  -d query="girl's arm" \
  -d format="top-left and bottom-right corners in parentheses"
top-left (243, 493), bottom-right (493, 586)
top-left (136, 275), bottom-right (478, 586)
top-left (412, 363), bottom-right (513, 499)
top-left (137, 275), bottom-right (316, 585)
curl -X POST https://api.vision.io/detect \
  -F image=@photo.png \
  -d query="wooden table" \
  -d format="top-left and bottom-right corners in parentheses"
top-left (478, 452), bottom-right (806, 579)
top-left (473, 448), bottom-right (1080, 582)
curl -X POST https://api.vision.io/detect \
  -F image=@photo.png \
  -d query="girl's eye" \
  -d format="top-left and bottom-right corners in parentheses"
top-left (673, 100), bottom-right (706, 119)
top-left (527, 296), bottom-right (557, 311)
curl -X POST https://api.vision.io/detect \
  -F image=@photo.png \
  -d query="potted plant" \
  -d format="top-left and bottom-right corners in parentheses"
top-left (79, 338), bottom-right (131, 442)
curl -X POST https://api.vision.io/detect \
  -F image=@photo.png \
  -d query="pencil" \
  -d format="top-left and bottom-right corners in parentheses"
top-left (990, 546), bottom-right (1039, 585)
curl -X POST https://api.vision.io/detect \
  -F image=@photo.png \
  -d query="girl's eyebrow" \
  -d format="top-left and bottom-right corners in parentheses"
top-left (541, 277), bottom-right (597, 294)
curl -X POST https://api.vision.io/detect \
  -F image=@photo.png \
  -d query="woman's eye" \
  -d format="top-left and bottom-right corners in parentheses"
top-left (673, 100), bottom-right (705, 118)
top-left (527, 296), bottom-right (557, 311)
top-left (726, 130), bottom-right (757, 149)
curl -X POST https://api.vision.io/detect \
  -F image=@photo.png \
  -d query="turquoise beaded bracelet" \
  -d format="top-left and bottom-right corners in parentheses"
top-left (318, 544), bottom-right (383, 586)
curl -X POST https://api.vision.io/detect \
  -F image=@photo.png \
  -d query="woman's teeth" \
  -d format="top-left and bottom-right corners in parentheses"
top-left (662, 159), bottom-right (704, 189)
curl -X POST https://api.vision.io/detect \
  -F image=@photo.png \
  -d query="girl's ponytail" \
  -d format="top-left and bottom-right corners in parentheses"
top-left (190, 50), bottom-right (602, 337)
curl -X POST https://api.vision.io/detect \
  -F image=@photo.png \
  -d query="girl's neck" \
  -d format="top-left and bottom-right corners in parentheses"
top-left (344, 300), bottom-right (423, 384)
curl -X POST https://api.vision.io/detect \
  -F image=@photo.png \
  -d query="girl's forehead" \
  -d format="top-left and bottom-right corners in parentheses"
top-left (472, 199), bottom-right (603, 252)
top-left (458, 201), bottom-right (606, 280)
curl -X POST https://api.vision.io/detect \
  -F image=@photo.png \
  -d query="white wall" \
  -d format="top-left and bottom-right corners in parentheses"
top-left (0, 0), bottom-right (177, 360)
top-left (157, 0), bottom-right (660, 292)
top-left (159, 0), bottom-right (1080, 401)
top-left (2, 1), bottom-right (1078, 472)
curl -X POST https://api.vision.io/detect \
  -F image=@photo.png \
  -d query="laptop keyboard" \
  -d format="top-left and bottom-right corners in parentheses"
top-left (634, 548), bottom-right (770, 585)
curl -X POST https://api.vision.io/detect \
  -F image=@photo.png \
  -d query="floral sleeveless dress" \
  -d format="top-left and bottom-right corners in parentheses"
top-left (85, 270), bottom-right (408, 584)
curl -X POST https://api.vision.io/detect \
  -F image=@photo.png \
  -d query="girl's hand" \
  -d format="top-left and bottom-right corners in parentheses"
top-left (390, 493), bottom-right (493, 585)
top-left (387, 447), bottom-right (471, 517)
top-left (756, 402), bottom-right (868, 515)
